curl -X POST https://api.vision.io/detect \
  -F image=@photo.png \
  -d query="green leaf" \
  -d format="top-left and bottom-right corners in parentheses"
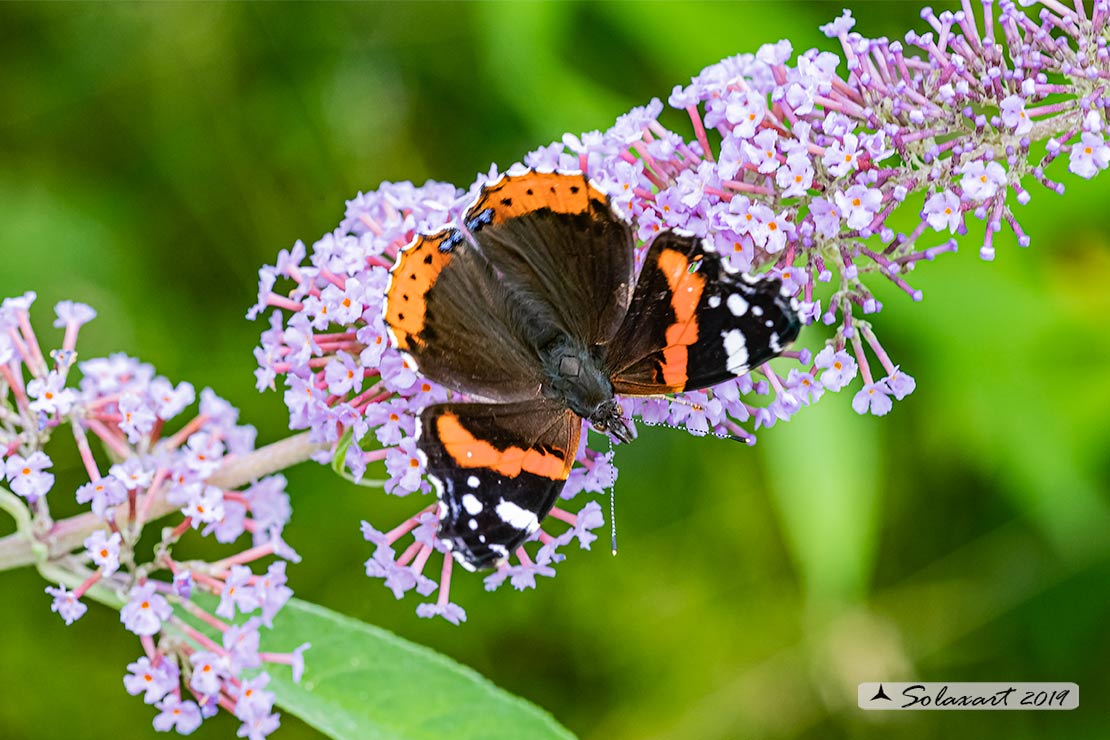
top-left (262, 599), bottom-right (575, 740)
top-left (760, 387), bottom-right (882, 604)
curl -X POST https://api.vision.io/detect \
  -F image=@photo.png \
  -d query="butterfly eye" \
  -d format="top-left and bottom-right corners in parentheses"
top-left (592, 420), bottom-right (606, 432)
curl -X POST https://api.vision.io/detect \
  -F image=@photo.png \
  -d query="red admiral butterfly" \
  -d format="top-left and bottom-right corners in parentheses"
top-left (384, 171), bottom-right (799, 571)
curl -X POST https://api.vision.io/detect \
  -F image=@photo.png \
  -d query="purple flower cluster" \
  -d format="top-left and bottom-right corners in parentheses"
top-left (0, 292), bottom-right (305, 736)
top-left (249, 180), bottom-right (612, 621)
top-left (252, 1), bottom-right (1110, 622)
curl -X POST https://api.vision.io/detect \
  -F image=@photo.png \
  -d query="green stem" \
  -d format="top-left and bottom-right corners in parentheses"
top-left (0, 485), bottom-right (49, 564)
top-left (0, 486), bottom-right (32, 536)
top-left (0, 431), bottom-right (323, 572)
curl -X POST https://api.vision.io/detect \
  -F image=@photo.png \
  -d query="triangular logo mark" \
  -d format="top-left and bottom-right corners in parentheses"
top-left (870, 684), bottom-right (892, 701)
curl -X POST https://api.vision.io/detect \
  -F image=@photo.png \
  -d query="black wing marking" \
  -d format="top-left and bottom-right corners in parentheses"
top-left (605, 231), bottom-right (801, 395)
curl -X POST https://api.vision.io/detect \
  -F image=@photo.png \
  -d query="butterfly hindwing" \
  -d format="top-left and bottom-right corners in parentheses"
top-left (464, 171), bottom-right (635, 346)
top-left (384, 227), bottom-right (546, 403)
top-left (419, 399), bottom-right (582, 570)
top-left (606, 231), bottom-right (801, 395)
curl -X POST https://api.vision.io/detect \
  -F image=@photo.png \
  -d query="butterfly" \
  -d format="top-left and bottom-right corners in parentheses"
top-left (383, 170), bottom-right (799, 570)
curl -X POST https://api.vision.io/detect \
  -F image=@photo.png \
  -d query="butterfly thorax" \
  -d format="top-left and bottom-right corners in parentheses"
top-left (540, 338), bottom-right (633, 444)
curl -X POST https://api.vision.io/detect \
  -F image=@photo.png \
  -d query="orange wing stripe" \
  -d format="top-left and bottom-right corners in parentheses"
top-left (469, 172), bottom-right (605, 224)
top-left (657, 248), bottom-right (705, 323)
top-left (384, 229), bottom-right (456, 351)
top-left (661, 345), bottom-right (688, 386)
top-left (656, 248), bottom-right (705, 387)
top-left (435, 412), bottom-right (571, 480)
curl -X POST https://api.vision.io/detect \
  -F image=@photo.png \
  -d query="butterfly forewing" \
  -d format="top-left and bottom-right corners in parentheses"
top-left (384, 227), bottom-right (545, 403)
top-left (463, 171), bottom-right (635, 346)
top-left (606, 231), bottom-right (800, 395)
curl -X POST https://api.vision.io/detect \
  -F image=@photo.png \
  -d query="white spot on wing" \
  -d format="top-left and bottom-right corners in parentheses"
top-left (467, 475), bottom-right (479, 488)
top-left (752, 305), bottom-right (764, 317)
top-left (452, 550), bottom-right (477, 572)
top-left (727, 293), bottom-right (749, 316)
top-left (708, 295), bottom-right (721, 308)
top-left (462, 493), bottom-right (483, 515)
top-left (495, 499), bottom-right (539, 532)
top-left (723, 329), bottom-right (749, 374)
top-left (468, 519), bottom-right (478, 530)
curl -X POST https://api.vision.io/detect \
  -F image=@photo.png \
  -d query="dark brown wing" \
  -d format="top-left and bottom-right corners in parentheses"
top-left (463, 171), bottom-right (635, 346)
top-left (420, 399), bottom-right (582, 571)
top-left (384, 226), bottom-right (546, 402)
top-left (605, 231), bottom-right (801, 395)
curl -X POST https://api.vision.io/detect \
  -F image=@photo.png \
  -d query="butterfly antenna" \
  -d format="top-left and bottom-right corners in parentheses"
top-left (607, 435), bottom-right (618, 557)
top-left (639, 414), bottom-right (746, 444)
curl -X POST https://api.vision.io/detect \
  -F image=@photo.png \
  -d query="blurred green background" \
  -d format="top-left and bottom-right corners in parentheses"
top-left (1, 2), bottom-right (1108, 739)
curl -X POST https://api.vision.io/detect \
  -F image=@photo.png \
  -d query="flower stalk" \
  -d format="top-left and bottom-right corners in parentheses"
top-left (0, 432), bottom-right (321, 571)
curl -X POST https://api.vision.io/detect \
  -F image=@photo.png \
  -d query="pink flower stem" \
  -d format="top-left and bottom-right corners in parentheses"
top-left (395, 540), bottom-right (423, 568)
top-left (216, 694), bottom-right (238, 715)
top-left (177, 598), bottom-right (231, 634)
top-left (191, 571), bottom-right (227, 592)
top-left (174, 617), bottom-right (225, 653)
top-left (141, 634), bottom-right (158, 661)
top-left (317, 267), bottom-right (346, 290)
top-left (209, 542), bottom-right (277, 574)
top-left (686, 105), bottom-right (713, 160)
top-left (410, 543), bottom-right (434, 576)
top-left (436, 554), bottom-right (454, 607)
top-left (547, 507), bottom-right (578, 527)
top-left (760, 365), bottom-right (786, 396)
top-left (71, 422), bottom-right (102, 482)
top-left (849, 326), bottom-right (874, 386)
top-left (1, 363), bottom-right (27, 408)
top-left (72, 570), bottom-right (103, 598)
top-left (169, 517), bottom-right (194, 541)
top-left (84, 418), bottom-right (133, 459)
top-left (266, 294), bottom-right (304, 312)
top-left (14, 313), bottom-right (47, 378)
top-left (164, 413), bottom-right (211, 450)
top-left (514, 547), bottom-right (533, 567)
top-left (61, 321), bottom-right (83, 354)
top-left (860, 324), bottom-right (896, 375)
top-left (135, 468), bottom-right (169, 527)
top-left (721, 180), bottom-right (774, 196)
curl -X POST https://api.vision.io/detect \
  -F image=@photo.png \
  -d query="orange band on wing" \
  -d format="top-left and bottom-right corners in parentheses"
top-left (657, 248), bottom-right (705, 323)
top-left (656, 248), bottom-right (706, 387)
top-left (435, 412), bottom-right (571, 480)
top-left (469, 172), bottom-right (605, 224)
top-left (384, 229), bottom-right (457, 350)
